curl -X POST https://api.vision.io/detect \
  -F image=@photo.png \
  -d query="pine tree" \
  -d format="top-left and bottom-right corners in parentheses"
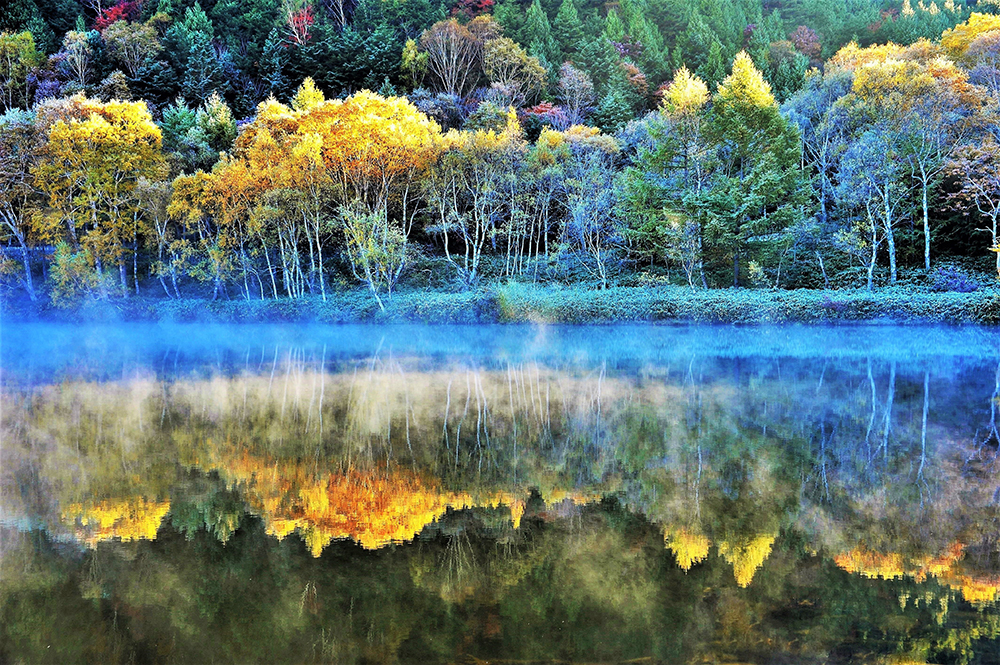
top-left (260, 28), bottom-right (288, 98)
top-left (700, 51), bottom-right (805, 286)
top-left (553, 0), bottom-right (584, 59)
top-left (698, 39), bottom-right (726, 89)
top-left (521, 0), bottom-right (560, 67)
top-left (602, 8), bottom-right (625, 43)
top-left (594, 87), bottom-right (631, 132)
top-left (182, 32), bottom-right (226, 103)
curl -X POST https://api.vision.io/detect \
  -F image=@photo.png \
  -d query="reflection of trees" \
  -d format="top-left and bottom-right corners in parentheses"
top-left (7, 350), bottom-right (1000, 662)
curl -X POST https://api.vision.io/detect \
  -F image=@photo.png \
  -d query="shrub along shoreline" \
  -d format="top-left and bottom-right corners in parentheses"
top-left (5, 285), bottom-right (1000, 325)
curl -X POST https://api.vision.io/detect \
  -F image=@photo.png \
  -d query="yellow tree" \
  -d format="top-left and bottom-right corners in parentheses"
top-left (0, 31), bottom-right (41, 111)
top-left (661, 66), bottom-right (710, 192)
top-left (301, 89), bottom-right (443, 225)
top-left (0, 110), bottom-right (40, 299)
top-left (33, 94), bottom-right (166, 297)
top-left (176, 81), bottom-right (443, 303)
top-left (941, 12), bottom-right (1000, 60)
top-left (169, 154), bottom-right (268, 300)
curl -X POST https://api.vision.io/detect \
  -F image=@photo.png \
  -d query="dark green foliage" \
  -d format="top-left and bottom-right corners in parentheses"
top-left (553, 0), bottom-right (583, 58)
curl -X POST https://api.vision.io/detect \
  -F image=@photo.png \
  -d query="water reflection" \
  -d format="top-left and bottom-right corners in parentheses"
top-left (4, 323), bottom-right (1000, 663)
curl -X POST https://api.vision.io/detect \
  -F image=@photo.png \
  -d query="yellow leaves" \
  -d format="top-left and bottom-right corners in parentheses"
top-left (662, 526), bottom-right (775, 586)
top-left (716, 51), bottom-right (776, 110)
top-left (835, 542), bottom-right (1000, 606)
top-left (318, 90), bottom-right (443, 184)
top-left (62, 497), bottom-right (171, 547)
top-left (829, 40), bottom-right (983, 122)
top-left (835, 546), bottom-right (907, 580)
top-left (829, 41), bottom-right (905, 72)
top-left (226, 85), bottom-right (444, 212)
top-left (941, 12), bottom-right (1000, 58)
top-left (852, 58), bottom-right (936, 106)
top-left (718, 534), bottom-right (776, 588)
top-left (661, 66), bottom-right (709, 118)
top-left (34, 94), bottom-right (165, 258)
top-left (291, 77), bottom-right (325, 112)
top-left (664, 527), bottom-right (710, 571)
top-left (531, 124), bottom-right (618, 164)
top-left (210, 450), bottom-right (530, 555)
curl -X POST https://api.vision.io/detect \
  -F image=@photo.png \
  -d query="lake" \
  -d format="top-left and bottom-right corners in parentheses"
top-left (3, 322), bottom-right (1000, 664)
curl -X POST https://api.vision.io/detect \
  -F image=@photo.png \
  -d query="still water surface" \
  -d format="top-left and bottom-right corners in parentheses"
top-left (4, 323), bottom-right (1000, 664)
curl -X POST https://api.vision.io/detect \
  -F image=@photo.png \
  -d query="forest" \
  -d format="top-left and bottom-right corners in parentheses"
top-left (3, 0), bottom-right (1000, 314)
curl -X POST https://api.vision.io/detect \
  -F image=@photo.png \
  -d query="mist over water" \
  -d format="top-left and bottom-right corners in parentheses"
top-left (4, 322), bottom-right (1000, 664)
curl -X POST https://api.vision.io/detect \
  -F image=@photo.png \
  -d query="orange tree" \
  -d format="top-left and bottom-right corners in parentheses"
top-left (170, 79), bottom-right (443, 302)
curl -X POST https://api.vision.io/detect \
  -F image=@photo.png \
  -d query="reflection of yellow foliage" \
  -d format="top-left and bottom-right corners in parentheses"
top-left (835, 547), bottom-right (906, 580)
top-left (664, 528), bottom-right (710, 571)
top-left (718, 535), bottom-right (776, 588)
top-left (215, 450), bottom-right (545, 555)
top-left (835, 543), bottom-right (1000, 606)
top-left (62, 498), bottom-right (170, 546)
top-left (951, 576), bottom-right (1000, 605)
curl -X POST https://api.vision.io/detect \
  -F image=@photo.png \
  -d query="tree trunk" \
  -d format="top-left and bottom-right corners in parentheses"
top-left (20, 243), bottom-right (35, 300)
top-left (922, 179), bottom-right (930, 271)
top-left (883, 190), bottom-right (896, 285)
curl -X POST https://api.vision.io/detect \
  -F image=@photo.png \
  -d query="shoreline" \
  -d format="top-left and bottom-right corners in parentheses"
top-left (4, 285), bottom-right (1000, 325)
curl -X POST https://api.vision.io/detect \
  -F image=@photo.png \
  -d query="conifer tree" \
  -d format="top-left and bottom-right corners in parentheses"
top-left (553, 0), bottom-right (583, 59)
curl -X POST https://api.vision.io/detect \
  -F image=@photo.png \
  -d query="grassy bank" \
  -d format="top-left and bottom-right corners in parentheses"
top-left (5, 284), bottom-right (1000, 325)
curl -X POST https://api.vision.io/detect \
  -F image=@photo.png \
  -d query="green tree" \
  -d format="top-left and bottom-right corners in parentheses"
top-left (521, 0), bottom-right (560, 70)
top-left (701, 52), bottom-right (806, 286)
top-left (553, 0), bottom-right (583, 59)
top-left (0, 31), bottom-right (40, 111)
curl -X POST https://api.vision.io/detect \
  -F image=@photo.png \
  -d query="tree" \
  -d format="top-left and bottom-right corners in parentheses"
top-left (661, 67), bottom-right (710, 191)
top-left (557, 62), bottom-right (594, 124)
top-left (619, 67), bottom-right (712, 287)
top-left (900, 77), bottom-right (982, 271)
top-left (401, 38), bottom-right (428, 90)
top-left (298, 89), bottom-right (443, 217)
top-left (102, 20), bottom-right (161, 78)
top-left (836, 126), bottom-right (907, 288)
top-left (340, 202), bottom-right (407, 310)
top-left (828, 40), bottom-right (984, 276)
top-left (61, 30), bottom-right (94, 88)
top-left (161, 92), bottom-right (235, 174)
top-left (419, 19), bottom-right (481, 97)
top-left (563, 147), bottom-right (620, 289)
top-left (33, 95), bottom-right (167, 296)
top-left (703, 52), bottom-right (805, 286)
top-left (182, 32), bottom-right (227, 103)
top-left (594, 88), bottom-right (632, 132)
top-left (0, 109), bottom-right (40, 299)
top-left (520, 0), bottom-right (558, 67)
top-left (789, 25), bottom-right (821, 64)
top-left (483, 37), bottom-right (547, 108)
top-left (0, 31), bottom-right (40, 111)
top-left (260, 28), bottom-right (288, 97)
top-left (941, 12), bottom-right (1000, 60)
top-left (424, 110), bottom-right (524, 286)
top-left (947, 138), bottom-right (1000, 279)
top-left (552, 0), bottom-right (583, 58)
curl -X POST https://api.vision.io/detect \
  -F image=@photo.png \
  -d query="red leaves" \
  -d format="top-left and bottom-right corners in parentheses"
top-left (286, 4), bottom-right (315, 46)
top-left (452, 0), bottom-right (494, 21)
top-left (94, 0), bottom-right (139, 31)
